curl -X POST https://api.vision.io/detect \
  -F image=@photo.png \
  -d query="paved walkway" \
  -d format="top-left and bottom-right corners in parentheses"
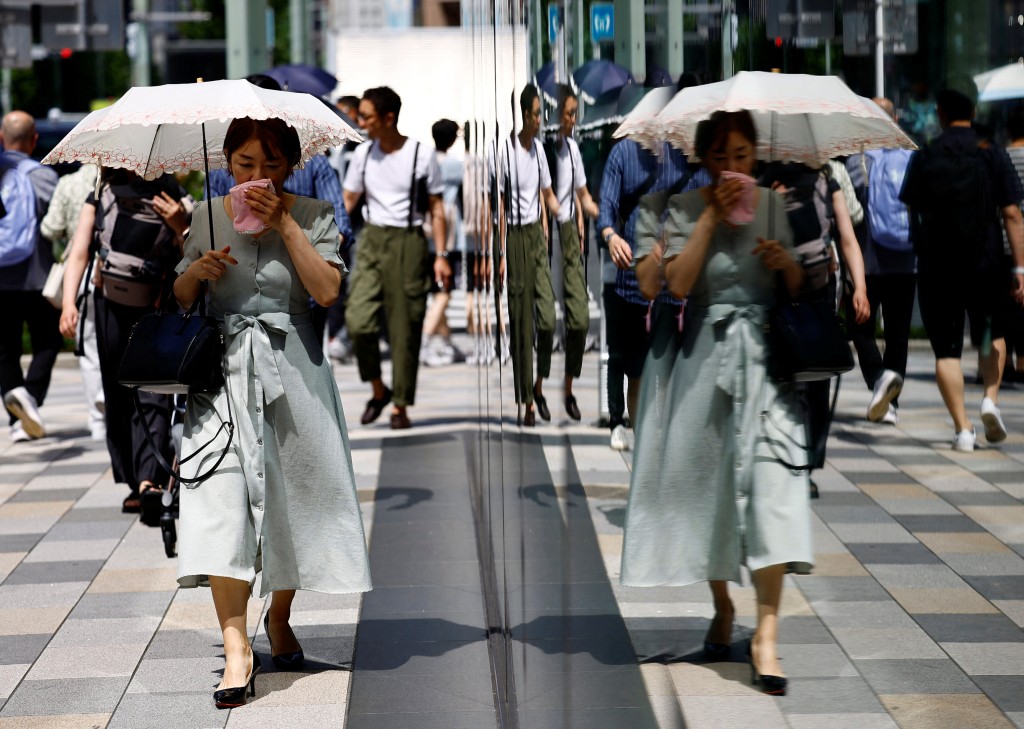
top-left (0, 342), bottom-right (1022, 728)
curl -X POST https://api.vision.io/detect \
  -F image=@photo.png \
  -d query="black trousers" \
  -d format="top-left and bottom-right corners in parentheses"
top-left (93, 294), bottom-right (173, 492)
top-left (604, 285), bottom-right (651, 427)
top-left (0, 290), bottom-right (62, 425)
top-left (847, 273), bottom-right (916, 406)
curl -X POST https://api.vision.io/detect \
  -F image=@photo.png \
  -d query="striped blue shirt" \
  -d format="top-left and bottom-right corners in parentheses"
top-left (597, 139), bottom-right (706, 304)
top-left (207, 154), bottom-right (354, 246)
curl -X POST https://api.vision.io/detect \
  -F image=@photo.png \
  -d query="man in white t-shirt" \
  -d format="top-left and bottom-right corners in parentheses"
top-left (343, 86), bottom-right (450, 430)
top-left (549, 85), bottom-right (599, 421)
top-left (497, 84), bottom-right (560, 426)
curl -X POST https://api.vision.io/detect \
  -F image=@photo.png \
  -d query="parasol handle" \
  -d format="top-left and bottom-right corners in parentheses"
top-left (201, 121), bottom-right (214, 252)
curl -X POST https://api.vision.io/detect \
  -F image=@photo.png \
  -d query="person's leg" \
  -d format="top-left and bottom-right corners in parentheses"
top-left (918, 265), bottom-right (969, 433)
top-left (751, 563), bottom-right (787, 680)
top-left (383, 231), bottom-right (429, 415)
top-left (626, 376), bottom-right (641, 428)
top-left (92, 295), bottom-right (133, 489)
top-left (879, 274), bottom-right (916, 386)
top-left (849, 274), bottom-right (884, 389)
top-left (560, 222), bottom-right (589, 402)
top-left (79, 285), bottom-right (106, 437)
top-left (705, 580), bottom-right (735, 652)
top-left (345, 230), bottom-right (386, 402)
top-left (22, 292), bottom-right (62, 408)
top-left (0, 291), bottom-right (27, 426)
top-left (936, 357), bottom-right (970, 432)
top-left (132, 389), bottom-right (173, 487)
top-left (265, 589), bottom-right (302, 656)
top-left (533, 226), bottom-right (556, 410)
top-left (603, 285), bottom-right (627, 427)
top-left (507, 227), bottom-right (534, 409)
top-left (209, 576), bottom-right (255, 690)
top-left (981, 338), bottom-right (1006, 402)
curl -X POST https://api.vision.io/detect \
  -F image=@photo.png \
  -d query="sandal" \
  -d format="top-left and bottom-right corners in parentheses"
top-left (139, 481), bottom-right (164, 527)
top-left (122, 491), bottom-right (142, 514)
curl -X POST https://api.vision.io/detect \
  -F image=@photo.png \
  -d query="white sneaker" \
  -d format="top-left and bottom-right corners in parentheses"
top-left (3, 386), bottom-right (45, 439)
top-left (10, 421), bottom-right (30, 443)
top-left (881, 404), bottom-right (899, 425)
top-left (952, 429), bottom-right (976, 452)
top-left (327, 337), bottom-right (351, 363)
top-left (610, 424), bottom-right (629, 451)
top-left (980, 397), bottom-right (1007, 443)
top-left (867, 370), bottom-right (903, 422)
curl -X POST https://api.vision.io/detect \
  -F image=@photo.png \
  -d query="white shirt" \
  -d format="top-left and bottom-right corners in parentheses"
top-left (497, 134), bottom-right (551, 226)
top-left (343, 138), bottom-right (443, 228)
top-left (554, 135), bottom-right (587, 224)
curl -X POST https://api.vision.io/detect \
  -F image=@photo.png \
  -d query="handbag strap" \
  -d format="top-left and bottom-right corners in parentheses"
top-left (132, 388), bottom-right (234, 485)
top-left (74, 253), bottom-right (97, 357)
top-left (761, 375), bottom-right (843, 472)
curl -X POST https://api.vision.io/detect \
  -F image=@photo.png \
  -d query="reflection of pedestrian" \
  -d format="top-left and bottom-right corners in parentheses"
top-left (901, 86), bottom-right (1024, 451)
top-left (0, 111), bottom-right (60, 443)
top-left (173, 116), bottom-right (370, 708)
top-left (40, 163), bottom-right (105, 440)
top-left (498, 84), bottom-right (560, 426)
top-left (343, 87), bottom-right (450, 429)
top-left (549, 85), bottom-right (599, 420)
top-left (623, 111), bottom-right (811, 696)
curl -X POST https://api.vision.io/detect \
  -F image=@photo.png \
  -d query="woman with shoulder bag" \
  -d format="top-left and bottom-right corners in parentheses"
top-left (59, 169), bottom-right (190, 517)
top-left (620, 110), bottom-right (812, 696)
top-left (172, 117), bottom-right (371, 709)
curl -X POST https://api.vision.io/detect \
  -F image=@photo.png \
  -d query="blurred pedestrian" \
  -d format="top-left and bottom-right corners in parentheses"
top-left (58, 169), bottom-right (188, 515)
top-left (497, 84), bottom-right (560, 426)
top-left (0, 111), bottom-right (60, 442)
top-left (1001, 103), bottom-right (1024, 384)
top-left (846, 97), bottom-right (916, 425)
top-left (40, 162), bottom-right (105, 440)
top-left (549, 85), bottom-right (599, 420)
top-left (420, 118), bottom-right (464, 367)
top-left (901, 86), bottom-right (1024, 450)
top-left (343, 86), bottom-right (450, 429)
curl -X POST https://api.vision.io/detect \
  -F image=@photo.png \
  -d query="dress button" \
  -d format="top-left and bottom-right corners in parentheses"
top-left (250, 263), bottom-right (256, 269)
top-left (256, 504), bottom-right (264, 511)
top-left (257, 439), bottom-right (263, 446)
top-left (257, 472), bottom-right (263, 478)
top-left (255, 407), bottom-right (261, 414)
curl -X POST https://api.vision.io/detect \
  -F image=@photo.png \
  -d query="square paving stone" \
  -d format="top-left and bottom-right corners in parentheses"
top-left (846, 542), bottom-right (942, 565)
top-left (972, 675), bottom-right (1024, 712)
top-left (828, 523), bottom-right (918, 543)
top-left (915, 614), bottom-right (1024, 643)
top-left (0, 676), bottom-right (129, 716)
top-left (963, 576), bottom-right (1024, 601)
top-left (780, 676), bottom-right (888, 714)
top-left (0, 635), bottom-right (49, 666)
top-left (2, 556), bottom-right (103, 585)
top-left (941, 642), bottom-right (1024, 675)
top-left (68, 591), bottom-right (175, 620)
top-left (894, 514), bottom-right (988, 533)
top-left (853, 658), bottom-right (979, 694)
top-left (941, 553), bottom-right (1024, 576)
top-left (777, 616), bottom-right (842, 644)
top-left (0, 535), bottom-right (42, 553)
top-left (943, 491), bottom-right (1022, 507)
top-left (797, 576), bottom-right (891, 603)
top-left (878, 693), bottom-right (1016, 729)
top-left (867, 564), bottom-right (968, 589)
top-left (6, 489), bottom-right (88, 504)
top-left (105, 690), bottom-right (227, 729)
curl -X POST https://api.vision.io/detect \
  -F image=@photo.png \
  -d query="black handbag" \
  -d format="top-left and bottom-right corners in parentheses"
top-left (766, 297), bottom-right (854, 382)
top-left (118, 296), bottom-right (225, 395)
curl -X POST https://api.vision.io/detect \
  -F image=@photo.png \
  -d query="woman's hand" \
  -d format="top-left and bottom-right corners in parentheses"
top-left (708, 178), bottom-right (745, 223)
top-left (752, 237), bottom-right (794, 271)
top-left (245, 184), bottom-right (289, 231)
top-left (59, 306), bottom-right (79, 339)
top-left (851, 288), bottom-right (870, 324)
top-left (187, 245), bottom-right (238, 282)
top-left (153, 192), bottom-right (188, 236)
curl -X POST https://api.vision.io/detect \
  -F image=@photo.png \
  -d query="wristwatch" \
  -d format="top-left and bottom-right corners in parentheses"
top-left (603, 230), bottom-right (616, 244)
top-left (439, 249), bottom-right (449, 258)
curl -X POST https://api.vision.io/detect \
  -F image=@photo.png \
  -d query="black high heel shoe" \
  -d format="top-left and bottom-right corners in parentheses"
top-left (264, 611), bottom-right (305, 670)
top-left (213, 650), bottom-right (261, 709)
top-left (748, 641), bottom-right (788, 696)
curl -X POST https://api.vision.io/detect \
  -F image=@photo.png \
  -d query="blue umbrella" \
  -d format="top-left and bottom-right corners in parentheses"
top-left (645, 64), bottom-right (674, 88)
top-left (572, 59), bottom-right (635, 105)
top-left (534, 61), bottom-right (560, 105)
top-left (263, 64), bottom-right (338, 98)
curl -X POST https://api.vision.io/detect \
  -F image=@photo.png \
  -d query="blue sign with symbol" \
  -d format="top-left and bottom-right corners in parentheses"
top-left (548, 4), bottom-right (560, 46)
top-left (591, 3), bottom-right (614, 43)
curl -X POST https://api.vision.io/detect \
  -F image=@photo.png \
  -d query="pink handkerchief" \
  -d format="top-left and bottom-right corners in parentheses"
top-left (719, 170), bottom-right (756, 226)
top-left (228, 179), bottom-right (275, 234)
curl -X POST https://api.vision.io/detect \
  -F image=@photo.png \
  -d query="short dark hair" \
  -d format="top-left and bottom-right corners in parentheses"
top-left (694, 110), bottom-right (758, 160)
top-left (676, 71), bottom-right (703, 93)
top-left (223, 117), bottom-right (301, 170)
top-left (362, 87), bottom-right (402, 123)
top-left (520, 83), bottom-right (540, 117)
top-left (337, 95), bottom-right (360, 110)
top-left (936, 88), bottom-right (974, 123)
top-left (245, 73), bottom-right (282, 91)
top-left (556, 83), bottom-right (576, 116)
top-left (1009, 104), bottom-right (1024, 141)
top-left (432, 118), bottom-right (459, 152)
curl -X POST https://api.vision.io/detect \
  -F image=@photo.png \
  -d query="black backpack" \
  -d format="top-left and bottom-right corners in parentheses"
top-left (909, 142), bottom-right (994, 261)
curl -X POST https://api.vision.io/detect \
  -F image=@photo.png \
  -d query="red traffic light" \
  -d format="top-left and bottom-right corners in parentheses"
top-left (59, 48), bottom-right (73, 59)
top-left (775, 37), bottom-right (783, 48)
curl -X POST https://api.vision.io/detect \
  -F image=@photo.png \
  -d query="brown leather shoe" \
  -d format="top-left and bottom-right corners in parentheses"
top-left (564, 395), bottom-right (581, 421)
top-left (390, 411), bottom-right (412, 430)
top-left (534, 393), bottom-right (551, 421)
top-left (522, 409), bottom-right (536, 427)
top-left (360, 387), bottom-right (392, 425)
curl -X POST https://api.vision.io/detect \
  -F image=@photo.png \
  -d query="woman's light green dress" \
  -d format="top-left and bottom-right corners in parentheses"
top-left (621, 188), bottom-right (813, 587)
top-left (174, 198), bottom-right (371, 596)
